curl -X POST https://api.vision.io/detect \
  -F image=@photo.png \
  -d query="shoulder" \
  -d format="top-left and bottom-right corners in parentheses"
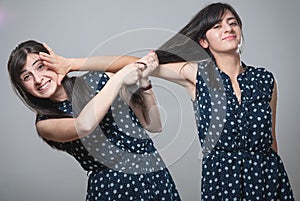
top-left (245, 64), bottom-right (276, 95)
top-left (246, 64), bottom-right (275, 83)
top-left (195, 58), bottom-right (216, 76)
top-left (81, 71), bottom-right (107, 83)
top-left (197, 58), bottom-right (213, 69)
top-left (75, 71), bottom-right (109, 92)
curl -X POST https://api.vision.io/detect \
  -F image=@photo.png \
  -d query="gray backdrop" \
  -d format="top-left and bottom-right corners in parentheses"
top-left (0, 0), bottom-right (299, 201)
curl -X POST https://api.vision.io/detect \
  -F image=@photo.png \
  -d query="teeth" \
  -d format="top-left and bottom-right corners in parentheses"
top-left (38, 81), bottom-right (49, 91)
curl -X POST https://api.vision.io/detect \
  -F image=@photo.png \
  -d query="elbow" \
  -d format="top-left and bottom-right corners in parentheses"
top-left (75, 120), bottom-right (95, 137)
top-left (148, 115), bottom-right (163, 133)
top-left (77, 127), bottom-right (94, 137)
top-left (144, 122), bottom-right (163, 133)
top-left (152, 127), bottom-right (163, 133)
top-left (145, 127), bottom-right (163, 133)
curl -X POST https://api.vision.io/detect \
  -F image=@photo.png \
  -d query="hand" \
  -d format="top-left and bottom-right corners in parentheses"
top-left (135, 51), bottom-right (158, 87)
top-left (39, 43), bottom-right (71, 85)
top-left (136, 50), bottom-right (159, 79)
top-left (119, 63), bottom-right (142, 86)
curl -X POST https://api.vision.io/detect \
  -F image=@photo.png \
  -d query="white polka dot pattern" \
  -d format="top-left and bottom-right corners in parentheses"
top-left (193, 61), bottom-right (295, 200)
top-left (37, 72), bottom-right (181, 201)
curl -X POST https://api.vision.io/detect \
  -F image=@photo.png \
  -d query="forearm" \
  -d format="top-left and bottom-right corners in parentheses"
top-left (270, 80), bottom-right (278, 153)
top-left (131, 79), bottom-right (162, 133)
top-left (69, 55), bottom-right (139, 72)
top-left (75, 74), bottom-right (124, 136)
top-left (271, 136), bottom-right (278, 152)
top-left (37, 77), bottom-right (123, 142)
top-left (140, 89), bottom-right (163, 133)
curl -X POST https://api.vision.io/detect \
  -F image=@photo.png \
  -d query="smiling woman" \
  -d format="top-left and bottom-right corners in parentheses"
top-left (19, 54), bottom-right (66, 101)
top-left (153, 2), bottom-right (296, 200)
top-left (7, 40), bottom-right (182, 201)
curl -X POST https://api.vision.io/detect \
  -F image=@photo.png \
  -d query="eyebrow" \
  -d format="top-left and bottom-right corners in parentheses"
top-left (19, 69), bottom-right (27, 75)
top-left (226, 17), bottom-right (236, 21)
top-left (32, 59), bottom-right (42, 67)
top-left (19, 59), bottom-right (42, 76)
top-left (215, 17), bottom-right (236, 26)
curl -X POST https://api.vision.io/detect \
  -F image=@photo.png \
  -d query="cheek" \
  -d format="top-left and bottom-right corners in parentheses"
top-left (21, 82), bottom-right (35, 94)
top-left (46, 69), bottom-right (58, 79)
top-left (204, 31), bottom-right (219, 46)
top-left (210, 32), bottom-right (221, 42)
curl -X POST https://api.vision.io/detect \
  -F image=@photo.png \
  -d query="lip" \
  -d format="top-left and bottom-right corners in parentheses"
top-left (222, 35), bottom-right (236, 40)
top-left (37, 80), bottom-right (51, 92)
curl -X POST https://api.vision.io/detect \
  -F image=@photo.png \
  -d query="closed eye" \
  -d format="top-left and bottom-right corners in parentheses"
top-left (229, 21), bottom-right (238, 26)
top-left (213, 24), bottom-right (221, 29)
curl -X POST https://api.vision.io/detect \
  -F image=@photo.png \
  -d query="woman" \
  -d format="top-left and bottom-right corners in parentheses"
top-left (154, 2), bottom-right (295, 200)
top-left (50, 2), bottom-right (295, 200)
top-left (7, 40), bottom-right (181, 201)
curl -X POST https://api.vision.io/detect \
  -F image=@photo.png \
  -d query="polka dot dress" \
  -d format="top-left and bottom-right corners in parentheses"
top-left (36, 72), bottom-right (181, 201)
top-left (193, 60), bottom-right (295, 200)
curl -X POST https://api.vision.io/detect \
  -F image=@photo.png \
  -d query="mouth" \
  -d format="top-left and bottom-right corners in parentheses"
top-left (37, 80), bottom-right (51, 92)
top-left (223, 35), bottom-right (236, 40)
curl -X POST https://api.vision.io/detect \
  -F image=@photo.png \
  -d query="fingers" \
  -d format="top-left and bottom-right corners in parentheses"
top-left (39, 43), bottom-right (56, 65)
top-left (57, 74), bottom-right (64, 86)
top-left (135, 61), bottom-right (147, 71)
top-left (39, 50), bottom-right (57, 69)
top-left (39, 53), bottom-right (56, 69)
top-left (122, 64), bottom-right (142, 85)
top-left (138, 51), bottom-right (158, 69)
top-left (42, 61), bottom-right (55, 69)
top-left (39, 52), bottom-right (51, 63)
top-left (135, 51), bottom-right (158, 79)
top-left (42, 43), bottom-right (54, 55)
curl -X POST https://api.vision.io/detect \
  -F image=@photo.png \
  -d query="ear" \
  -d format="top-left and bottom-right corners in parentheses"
top-left (199, 38), bottom-right (209, 49)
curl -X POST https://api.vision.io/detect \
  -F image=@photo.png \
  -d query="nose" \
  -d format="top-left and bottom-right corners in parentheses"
top-left (33, 72), bottom-right (44, 84)
top-left (223, 23), bottom-right (233, 32)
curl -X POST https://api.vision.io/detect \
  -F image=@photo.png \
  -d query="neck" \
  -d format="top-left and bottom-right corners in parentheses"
top-left (50, 85), bottom-right (68, 102)
top-left (214, 53), bottom-right (242, 78)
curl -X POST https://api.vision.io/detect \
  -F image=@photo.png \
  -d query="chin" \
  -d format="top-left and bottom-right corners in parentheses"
top-left (38, 90), bottom-right (56, 100)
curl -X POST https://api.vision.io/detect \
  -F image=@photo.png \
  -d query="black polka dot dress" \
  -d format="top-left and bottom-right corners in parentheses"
top-left (193, 60), bottom-right (295, 200)
top-left (36, 72), bottom-right (181, 201)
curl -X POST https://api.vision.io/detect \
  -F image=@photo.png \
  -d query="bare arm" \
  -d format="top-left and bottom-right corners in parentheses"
top-left (120, 78), bottom-right (162, 133)
top-left (39, 43), bottom-right (138, 84)
top-left (151, 62), bottom-right (198, 99)
top-left (36, 64), bottom-right (141, 142)
top-left (120, 53), bottom-right (163, 132)
top-left (270, 80), bottom-right (278, 152)
top-left (66, 55), bottom-right (138, 72)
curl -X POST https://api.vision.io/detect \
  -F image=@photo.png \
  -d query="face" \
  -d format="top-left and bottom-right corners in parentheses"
top-left (20, 53), bottom-right (63, 100)
top-left (200, 10), bottom-right (242, 56)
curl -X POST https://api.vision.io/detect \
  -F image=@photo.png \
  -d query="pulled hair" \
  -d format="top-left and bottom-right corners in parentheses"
top-left (155, 2), bottom-right (243, 64)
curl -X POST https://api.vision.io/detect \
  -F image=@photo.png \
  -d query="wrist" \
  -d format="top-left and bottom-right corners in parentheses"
top-left (140, 80), bottom-right (152, 91)
top-left (139, 77), bottom-right (150, 86)
top-left (69, 58), bottom-right (78, 71)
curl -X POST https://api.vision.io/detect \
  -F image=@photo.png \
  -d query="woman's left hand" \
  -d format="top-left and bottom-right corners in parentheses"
top-left (136, 51), bottom-right (159, 81)
top-left (39, 43), bottom-right (71, 85)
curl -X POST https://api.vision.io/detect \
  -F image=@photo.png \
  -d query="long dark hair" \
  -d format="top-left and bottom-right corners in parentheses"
top-left (155, 2), bottom-right (243, 64)
top-left (7, 40), bottom-right (92, 117)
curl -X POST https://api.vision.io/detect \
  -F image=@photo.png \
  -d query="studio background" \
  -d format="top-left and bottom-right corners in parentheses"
top-left (0, 0), bottom-right (299, 200)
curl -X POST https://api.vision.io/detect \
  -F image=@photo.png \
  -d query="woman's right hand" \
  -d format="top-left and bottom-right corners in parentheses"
top-left (137, 51), bottom-right (159, 79)
top-left (39, 43), bottom-right (71, 85)
top-left (119, 63), bottom-right (143, 85)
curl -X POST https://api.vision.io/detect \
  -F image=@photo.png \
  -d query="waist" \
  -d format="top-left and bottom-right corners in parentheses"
top-left (207, 146), bottom-right (273, 159)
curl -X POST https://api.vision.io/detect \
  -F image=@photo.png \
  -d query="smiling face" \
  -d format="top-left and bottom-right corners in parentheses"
top-left (199, 10), bottom-right (242, 57)
top-left (20, 53), bottom-right (64, 101)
